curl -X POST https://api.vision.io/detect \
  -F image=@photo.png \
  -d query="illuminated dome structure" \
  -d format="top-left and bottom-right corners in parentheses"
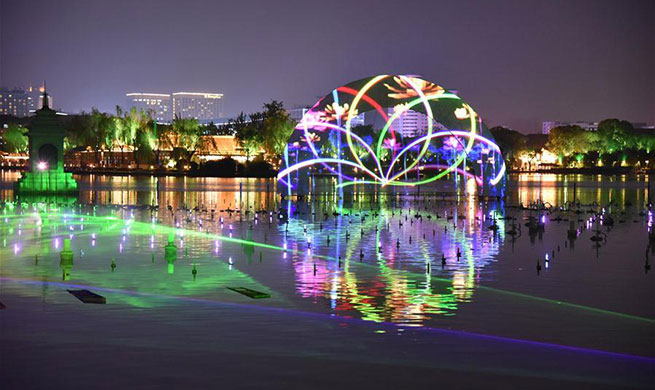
top-left (278, 75), bottom-right (505, 196)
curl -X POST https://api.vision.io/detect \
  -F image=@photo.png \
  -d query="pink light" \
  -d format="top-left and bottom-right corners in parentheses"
top-left (37, 161), bottom-right (48, 171)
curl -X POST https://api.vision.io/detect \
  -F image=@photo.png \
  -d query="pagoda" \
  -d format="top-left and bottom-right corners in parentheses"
top-left (14, 86), bottom-right (78, 195)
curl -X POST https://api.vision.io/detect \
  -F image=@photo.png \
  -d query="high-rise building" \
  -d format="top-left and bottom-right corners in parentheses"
top-left (386, 108), bottom-right (434, 138)
top-left (125, 93), bottom-right (171, 123)
top-left (0, 85), bottom-right (53, 116)
top-left (542, 121), bottom-right (598, 134)
top-left (0, 88), bottom-right (34, 117)
top-left (172, 92), bottom-right (223, 123)
top-left (26, 86), bottom-right (49, 111)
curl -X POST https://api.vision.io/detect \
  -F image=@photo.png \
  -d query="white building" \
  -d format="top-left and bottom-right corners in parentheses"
top-left (172, 92), bottom-right (223, 123)
top-left (542, 121), bottom-right (598, 134)
top-left (125, 93), bottom-right (171, 123)
top-left (386, 109), bottom-right (434, 138)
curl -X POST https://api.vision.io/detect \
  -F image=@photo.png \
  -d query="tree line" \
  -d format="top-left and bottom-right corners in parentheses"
top-left (491, 119), bottom-right (655, 170)
top-left (0, 100), bottom-right (296, 171)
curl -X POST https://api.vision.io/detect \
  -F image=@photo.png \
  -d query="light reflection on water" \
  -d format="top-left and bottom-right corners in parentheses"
top-left (0, 171), bottom-right (653, 354)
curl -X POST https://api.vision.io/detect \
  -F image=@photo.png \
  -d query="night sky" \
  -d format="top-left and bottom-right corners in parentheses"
top-left (1, 0), bottom-right (653, 132)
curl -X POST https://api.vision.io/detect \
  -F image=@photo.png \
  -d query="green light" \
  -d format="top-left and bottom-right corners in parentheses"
top-left (1, 208), bottom-right (651, 324)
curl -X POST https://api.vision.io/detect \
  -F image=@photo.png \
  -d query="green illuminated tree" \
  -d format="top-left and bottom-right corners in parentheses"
top-left (0, 123), bottom-right (28, 154)
top-left (134, 112), bottom-right (156, 167)
top-left (171, 115), bottom-right (202, 166)
top-left (97, 109), bottom-right (117, 164)
top-left (596, 119), bottom-right (634, 152)
top-left (109, 106), bottom-right (151, 167)
top-left (232, 112), bottom-right (261, 162)
top-left (260, 101), bottom-right (295, 165)
top-left (546, 125), bottom-right (592, 158)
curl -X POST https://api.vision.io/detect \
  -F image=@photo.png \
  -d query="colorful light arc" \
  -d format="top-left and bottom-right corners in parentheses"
top-left (277, 75), bottom-right (506, 194)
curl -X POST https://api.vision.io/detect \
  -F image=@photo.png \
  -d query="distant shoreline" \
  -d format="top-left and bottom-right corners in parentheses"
top-left (0, 166), bottom-right (277, 178)
top-left (507, 167), bottom-right (652, 175)
top-left (3, 166), bottom-right (654, 177)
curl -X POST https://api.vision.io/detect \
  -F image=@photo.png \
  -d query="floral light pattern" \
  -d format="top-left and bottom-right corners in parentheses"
top-left (278, 75), bottom-right (505, 194)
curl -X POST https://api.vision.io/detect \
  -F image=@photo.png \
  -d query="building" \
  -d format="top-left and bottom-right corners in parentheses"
top-left (542, 121), bottom-right (598, 134)
top-left (542, 120), bottom-right (655, 135)
top-left (26, 86), bottom-right (49, 111)
top-left (14, 87), bottom-right (78, 194)
top-left (172, 92), bottom-right (223, 123)
top-left (386, 108), bottom-right (433, 138)
top-left (0, 88), bottom-right (34, 117)
top-left (125, 93), bottom-right (171, 123)
top-left (363, 108), bottom-right (440, 138)
top-left (0, 85), bottom-right (54, 117)
top-left (288, 107), bottom-right (309, 122)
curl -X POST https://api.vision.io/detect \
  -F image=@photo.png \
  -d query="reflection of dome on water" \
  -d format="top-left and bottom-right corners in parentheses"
top-left (282, 203), bottom-right (505, 324)
top-left (278, 75), bottom-right (505, 196)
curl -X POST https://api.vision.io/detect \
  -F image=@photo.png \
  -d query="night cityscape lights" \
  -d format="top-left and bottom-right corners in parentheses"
top-left (0, 1), bottom-right (653, 387)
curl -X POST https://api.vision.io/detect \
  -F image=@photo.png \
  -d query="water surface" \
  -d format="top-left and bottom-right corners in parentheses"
top-left (1, 171), bottom-right (653, 388)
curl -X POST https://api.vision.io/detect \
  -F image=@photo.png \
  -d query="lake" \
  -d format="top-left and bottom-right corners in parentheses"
top-left (0, 171), bottom-right (653, 389)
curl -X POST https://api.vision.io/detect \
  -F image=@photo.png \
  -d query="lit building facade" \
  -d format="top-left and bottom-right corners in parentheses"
top-left (0, 88), bottom-right (33, 117)
top-left (0, 85), bottom-right (54, 116)
top-left (27, 86), bottom-right (49, 111)
top-left (125, 93), bottom-right (171, 123)
top-left (386, 108), bottom-right (433, 138)
top-left (172, 92), bottom-right (223, 123)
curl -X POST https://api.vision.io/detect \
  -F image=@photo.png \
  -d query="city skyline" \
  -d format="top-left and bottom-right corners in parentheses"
top-left (1, 0), bottom-right (653, 133)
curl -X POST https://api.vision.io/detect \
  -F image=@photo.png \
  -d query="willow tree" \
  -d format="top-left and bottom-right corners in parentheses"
top-left (130, 108), bottom-right (154, 167)
top-left (232, 112), bottom-right (261, 162)
top-left (112, 106), bottom-right (150, 167)
top-left (260, 101), bottom-right (295, 165)
top-left (171, 115), bottom-right (202, 167)
top-left (85, 108), bottom-right (117, 165)
top-left (65, 112), bottom-right (94, 149)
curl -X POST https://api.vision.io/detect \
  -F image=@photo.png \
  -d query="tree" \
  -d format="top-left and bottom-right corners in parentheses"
top-left (112, 106), bottom-right (127, 166)
top-left (596, 119), bottom-right (634, 152)
top-left (108, 106), bottom-right (150, 167)
top-left (65, 112), bottom-right (94, 149)
top-left (216, 124), bottom-right (235, 136)
top-left (546, 125), bottom-right (591, 157)
top-left (134, 120), bottom-right (156, 166)
top-left (94, 109), bottom-right (117, 165)
top-left (171, 115), bottom-right (202, 166)
top-left (232, 112), bottom-right (261, 162)
top-left (489, 126), bottom-right (526, 168)
top-left (0, 123), bottom-right (28, 154)
top-left (260, 100), bottom-right (295, 165)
